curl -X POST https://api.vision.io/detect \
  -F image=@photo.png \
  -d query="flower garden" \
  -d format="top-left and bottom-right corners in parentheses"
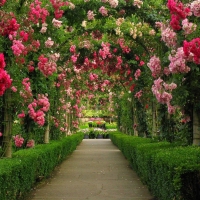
top-left (0, 0), bottom-right (200, 199)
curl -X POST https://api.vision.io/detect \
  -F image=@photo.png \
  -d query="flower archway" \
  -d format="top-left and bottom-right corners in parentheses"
top-left (1, 0), bottom-right (200, 157)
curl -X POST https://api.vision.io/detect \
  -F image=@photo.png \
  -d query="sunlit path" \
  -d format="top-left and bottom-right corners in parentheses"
top-left (28, 139), bottom-right (154, 200)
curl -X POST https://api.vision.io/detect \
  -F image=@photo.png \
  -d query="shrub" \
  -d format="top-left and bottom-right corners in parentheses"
top-left (110, 131), bottom-right (200, 200)
top-left (0, 133), bottom-right (83, 200)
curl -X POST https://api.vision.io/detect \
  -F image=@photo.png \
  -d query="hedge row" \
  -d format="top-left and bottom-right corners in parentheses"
top-left (0, 133), bottom-right (83, 200)
top-left (109, 131), bottom-right (200, 200)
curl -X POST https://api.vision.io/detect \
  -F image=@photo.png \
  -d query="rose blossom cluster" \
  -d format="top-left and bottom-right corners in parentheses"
top-left (0, 53), bottom-right (12, 96)
top-left (147, 56), bottom-right (162, 78)
top-left (72, 120), bottom-right (79, 128)
top-left (87, 10), bottom-right (96, 20)
top-left (168, 47), bottom-right (190, 73)
top-left (28, 0), bottom-right (49, 24)
top-left (89, 73), bottom-right (99, 81)
top-left (11, 40), bottom-right (26, 56)
top-left (0, 11), bottom-right (20, 37)
top-left (167, 0), bottom-right (190, 30)
top-left (13, 135), bottom-right (24, 148)
top-left (99, 6), bottom-right (108, 16)
top-left (152, 78), bottom-right (172, 104)
top-left (52, 18), bottom-right (62, 28)
top-left (38, 54), bottom-right (57, 77)
top-left (117, 38), bottom-right (131, 54)
top-left (160, 24), bottom-right (177, 48)
top-left (26, 139), bottom-right (35, 148)
top-left (99, 80), bottom-right (110, 91)
top-left (50, 0), bottom-right (69, 19)
top-left (152, 78), bottom-right (176, 114)
top-left (134, 69), bottom-right (141, 80)
top-left (99, 42), bottom-right (111, 59)
top-left (45, 37), bottom-right (54, 48)
top-left (18, 110), bottom-right (25, 118)
top-left (190, 0), bottom-right (200, 17)
top-left (183, 38), bottom-right (200, 64)
top-left (28, 94), bottom-right (50, 126)
top-left (134, 90), bottom-right (142, 99)
top-left (182, 19), bottom-right (197, 35)
top-left (20, 78), bottom-right (33, 100)
top-left (0, 0), bottom-right (6, 6)
top-left (109, 0), bottom-right (118, 8)
top-left (73, 104), bottom-right (82, 117)
top-left (133, 0), bottom-right (143, 8)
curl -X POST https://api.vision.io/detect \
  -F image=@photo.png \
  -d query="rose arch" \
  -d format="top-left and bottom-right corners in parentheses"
top-left (0, 0), bottom-right (200, 159)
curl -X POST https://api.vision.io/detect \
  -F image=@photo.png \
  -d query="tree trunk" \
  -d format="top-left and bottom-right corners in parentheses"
top-left (44, 113), bottom-right (50, 143)
top-left (66, 112), bottom-right (71, 136)
top-left (133, 114), bottom-right (138, 136)
top-left (2, 90), bottom-right (13, 158)
top-left (193, 109), bottom-right (200, 145)
top-left (152, 102), bottom-right (157, 137)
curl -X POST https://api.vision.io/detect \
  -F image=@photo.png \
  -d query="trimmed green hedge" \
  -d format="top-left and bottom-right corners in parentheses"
top-left (109, 131), bottom-right (200, 200)
top-left (0, 133), bottom-right (83, 200)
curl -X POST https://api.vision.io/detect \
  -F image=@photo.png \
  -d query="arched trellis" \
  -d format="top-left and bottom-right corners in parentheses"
top-left (1, 0), bottom-right (200, 157)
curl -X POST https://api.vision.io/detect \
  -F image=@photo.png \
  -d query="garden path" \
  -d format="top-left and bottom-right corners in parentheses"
top-left (28, 139), bottom-right (154, 200)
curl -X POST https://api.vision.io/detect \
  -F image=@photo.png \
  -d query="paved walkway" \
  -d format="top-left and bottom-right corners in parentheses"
top-left (28, 139), bottom-right (154, 200)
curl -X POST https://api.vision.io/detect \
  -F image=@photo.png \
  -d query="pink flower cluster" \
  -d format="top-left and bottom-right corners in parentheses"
top-left (40, 23), bottom-right (47, 33)
top-left (52, 18), bottom-right (62, 28)
top-left (190, 0), bottom-right (200, 17)
top-left (163, 82), bottom-right (177, 91)
top-left (99, 80), bottom-right (110, 91)
top-left (182, 19), bottom-right (197, 35)
top-left (117, 38), bottom-right (131, 54)
top-left (152, 78), bottom-right (172, 103)
top-left (183, 38), bottom-right (200, 64)
top-left (87, 10), bottom-right (96, 20)
top-left (0, 53), bottom-right (12, 96)
top-left (181, 115), bottom-right (191, 123)
top-left (20, 78), bottom-right (33, 100)
top-left (11, 40), bottom-right (26, 56)
top-left (152, 78), bottom-right (176, 114)
top-left (0, 13), bottom-right (19, 36)
top-left (109, 0), bottom-right (118, 8)
top-left (133, 0), bottom-right (143, 8)
top-left (45, 37), bottom-right (54, 48)
top-left (28, 94), bottom-right (50, 126)
top-left (161, 25), bottom-right (177, 48)
top-left (168, 47), bottom-right (190, 73)
top-left (20, 31), bottom-right (29, 42)
top-left (28, 0), bottom-right (49, 24)
top-left (13, 135), bottom-right (24, 148)
top-left (50, 0), bottom-right (68, 19)
top-left (26, 139), bottom-right (35, 148)
top-left (0, 0), bottom-right (6, 6)
top-left (38, 54), bottom-right (57, 76)
top-left (89, 73), bottom-right (98, 81)
top-left (72, 120), bottom-right (79, 128)
top-left (147, 56), bottom-right (162, 78)
top-left (134, 69), bottom-right (141, 80)
top-left (18, 111), bottom-right (25, 118)
top-left (70, 45), bottom-right (76, 53)
top-left (99, 42), bottom-right (111, 59)
top-left (116, 56), bottom-right (123, 69)
top-left (167, 0), bottom-right (190, 30)
top-left (134, 90), bottom-right (142, 99)
top-left (28, 61), bottom-right (35, 72)
top-left (99, 6), bottom-right (108, 16)
top-left (0, 53), bottom-right (5, 68)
